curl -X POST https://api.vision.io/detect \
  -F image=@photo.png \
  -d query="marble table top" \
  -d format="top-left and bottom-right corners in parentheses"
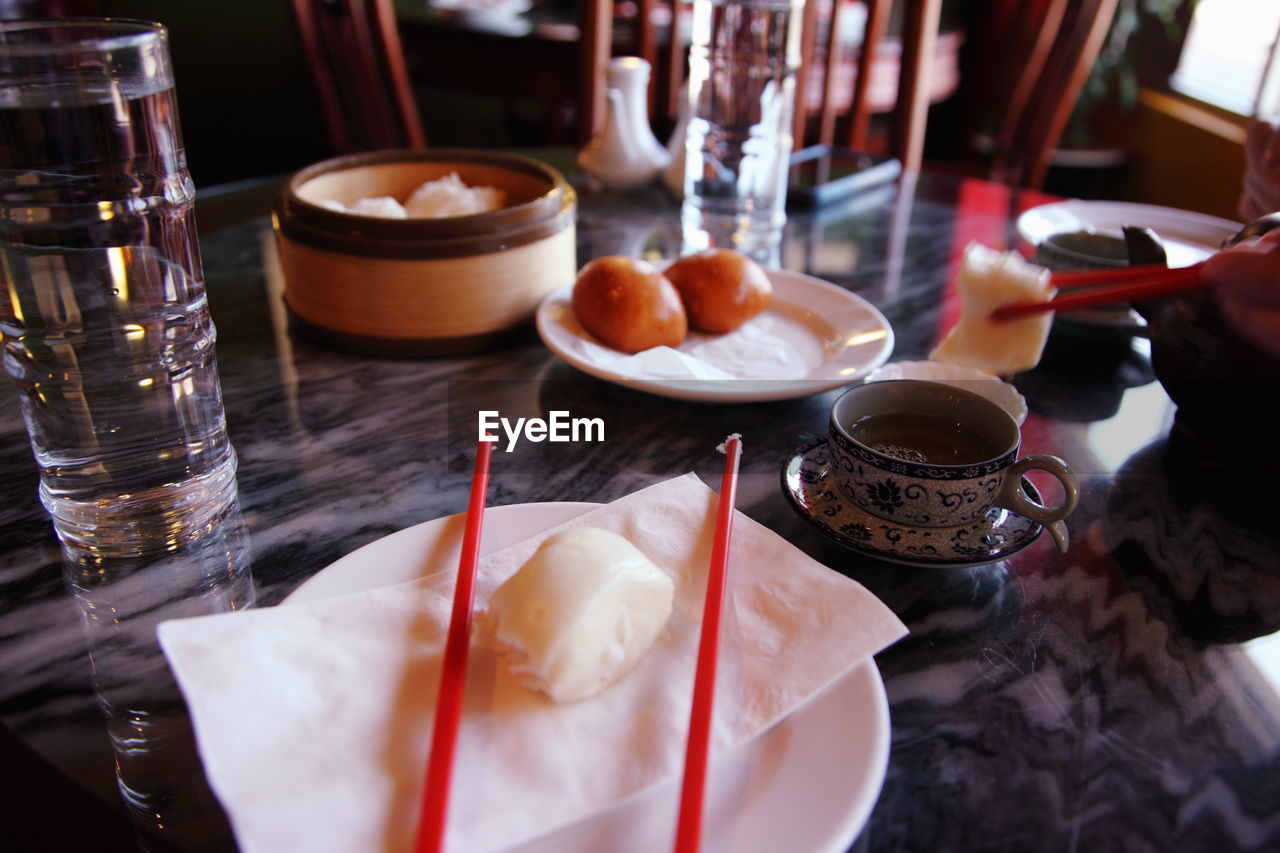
top-left (2, 166), bottom-right (1278, 852)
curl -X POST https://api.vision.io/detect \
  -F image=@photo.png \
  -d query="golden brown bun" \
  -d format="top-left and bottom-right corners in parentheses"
top-left (571, 256), bottom-right (688, 353)
top-left (664, 249), bottom-right (772, 333)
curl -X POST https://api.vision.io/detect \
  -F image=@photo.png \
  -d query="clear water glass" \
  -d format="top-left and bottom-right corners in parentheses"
top-left (0, 19), bottom-right (238, 546)
top-left (680, 0), bottom-right (804, 263)
top-left (1, 20), bottom-right (252, 847)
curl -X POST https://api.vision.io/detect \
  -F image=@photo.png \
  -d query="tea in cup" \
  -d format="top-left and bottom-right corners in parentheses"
top-left (828, 380), bottom-right (1078, 527)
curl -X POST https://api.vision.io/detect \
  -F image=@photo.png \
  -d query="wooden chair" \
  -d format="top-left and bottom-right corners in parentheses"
top-left (579, 0), bottom-right (614, 145)
top-left (804, 0), bottom-right (1120, 189)
top-left (794, 0), bottom-right (943, 174)
top-left (644, 0), bottom-right (1117, 190)
top-left (658, 0), bottom-right (690, 136)
top-left (298, 0), bottom-right (615, 149)
top-left (978, 0), bottom-right (1122, 189)
top-left (643, 0), bottom-right (943, 174)
top-left (289, 0), bottom-right (427, 152)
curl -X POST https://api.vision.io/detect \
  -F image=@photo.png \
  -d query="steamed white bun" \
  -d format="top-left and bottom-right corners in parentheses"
top-left (487, 527), bottom-right (674, 703)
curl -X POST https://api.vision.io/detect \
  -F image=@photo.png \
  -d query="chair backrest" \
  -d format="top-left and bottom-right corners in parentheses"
top-left (289, 0), bottom-right (426, 153)
top-left (788, 0), bottom-right (1118, 189)
top-left (629, 0), bottom-right (680, 140)
top-left (659, 0), bottom-right (689, 136)
top-left (647, 0), bottom-right (941, 174)
top-left (579, 0), bottom-right (615, 145)
top-left (986, 0), bottom-right (1121, 189)
top-left (793, 0), bottom-right (943, 173)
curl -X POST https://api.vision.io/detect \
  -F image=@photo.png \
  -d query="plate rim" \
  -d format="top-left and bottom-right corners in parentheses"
top-left (1015, 199), bottom-right (1241, 262)
top-left (284, 500), bottom-right (892, 853)
top-left (535, 266), bottom-right (894, 403)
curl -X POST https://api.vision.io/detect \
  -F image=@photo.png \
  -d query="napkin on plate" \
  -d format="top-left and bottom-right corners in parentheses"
top-left (549, 302), bottom-right (820, 380)
top-left (159, 473), bottom-right (907, 853)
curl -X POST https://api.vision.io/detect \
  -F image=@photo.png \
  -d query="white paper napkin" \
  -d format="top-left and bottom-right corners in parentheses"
top-left (549, 302), bottom-right (822, 380)
top-left (159, 473), bottom-right (907, 853)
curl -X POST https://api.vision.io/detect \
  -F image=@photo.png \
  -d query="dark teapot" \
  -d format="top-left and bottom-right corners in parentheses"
top-left (1132, 216), bottom-right (1280, 456)
top-left (1138, 288), bottom-right (1280, 454)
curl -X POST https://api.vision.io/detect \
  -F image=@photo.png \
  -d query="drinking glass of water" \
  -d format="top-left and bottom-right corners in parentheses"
top-left (0, 19), bottom-right (239, 550)
top-left (1, 21), bottom-right (254, 843)
top-left (680, 0), bottom-right (805, 264)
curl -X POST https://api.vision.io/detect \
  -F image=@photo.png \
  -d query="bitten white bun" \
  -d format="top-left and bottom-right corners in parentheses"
top-left (487, 527), bottom-right (675, 703)
top-left (930, 242), bottom-right (1056, 376)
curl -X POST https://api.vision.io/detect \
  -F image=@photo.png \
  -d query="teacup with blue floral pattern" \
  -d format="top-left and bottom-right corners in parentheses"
top-left (829, 380), bottom-right (1078, 528)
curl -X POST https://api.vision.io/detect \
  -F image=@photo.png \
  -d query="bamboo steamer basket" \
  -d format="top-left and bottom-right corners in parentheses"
top-left (273, 149), bottom-right (577, 355)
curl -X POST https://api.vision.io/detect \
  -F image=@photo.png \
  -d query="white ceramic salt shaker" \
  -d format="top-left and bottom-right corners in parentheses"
top-left (577, 90), bottom-right (655, 190)
top-left (577, 56), bottom-right (669, 190)
top-left (608, 56), bottom-right (669, 169)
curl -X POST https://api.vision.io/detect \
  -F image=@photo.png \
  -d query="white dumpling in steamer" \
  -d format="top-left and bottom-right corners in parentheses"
top-left (404, 172), bottom-right (505, 218)
top-left (346, 195), bottom-right (409, 218)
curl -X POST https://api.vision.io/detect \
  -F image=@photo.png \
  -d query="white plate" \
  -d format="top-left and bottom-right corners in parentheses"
top-left (287, 502), bottom-right (891, 853)
top-left (536, 268), bottom-right (894, 403)
top-left (1016, 200), bottom-right (1241, 268)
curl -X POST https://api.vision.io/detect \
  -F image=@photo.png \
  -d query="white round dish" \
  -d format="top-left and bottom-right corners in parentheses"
top-left (286, 502), bottom-right (891, 853)
top-left (1016, 200), bottom-right (1241, 268)
top-left (864, 360), bottom-right (1028, 425)
top-left (536, 267), bottom-right (894, 403)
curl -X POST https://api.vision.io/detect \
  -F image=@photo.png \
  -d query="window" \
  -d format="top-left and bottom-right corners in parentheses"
top-left (1170, 0), bottom-right (1280, 117)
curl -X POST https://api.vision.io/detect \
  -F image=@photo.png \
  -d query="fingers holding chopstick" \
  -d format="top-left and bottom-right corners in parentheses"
top-left (1202, 229), bottom-right (1280, 358)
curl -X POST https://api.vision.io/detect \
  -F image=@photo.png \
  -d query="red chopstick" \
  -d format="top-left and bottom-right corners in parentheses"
top-left (674, 435), bottom-right (743, 853)
top-left (993, 264), bottom-right (1207, 322)
top-left (414, 439), bottom-right (495, 853)
top-left (1049, 260), bottom-right (1205, 290)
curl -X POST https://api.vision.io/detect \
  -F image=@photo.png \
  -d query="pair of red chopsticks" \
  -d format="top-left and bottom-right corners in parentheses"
top-left (991, 260), bottom-right (1207, 322)
top-left (412, 435), bottom-right (744, 853)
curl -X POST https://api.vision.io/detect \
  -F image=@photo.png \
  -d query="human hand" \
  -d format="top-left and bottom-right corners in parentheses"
top-left (1202, 229), bottom-right (1280, 357)
top-left (1239, 120), bottom-right (1280, 222)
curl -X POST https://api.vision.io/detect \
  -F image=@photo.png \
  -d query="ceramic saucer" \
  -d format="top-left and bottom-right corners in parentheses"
top-left (782, 440), bottom-right (1046, 568)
